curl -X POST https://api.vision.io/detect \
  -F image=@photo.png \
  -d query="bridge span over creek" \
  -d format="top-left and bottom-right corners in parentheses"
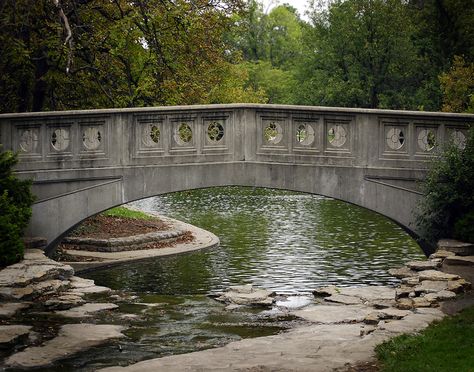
top-left (1, 104), bottom-right (473, 254)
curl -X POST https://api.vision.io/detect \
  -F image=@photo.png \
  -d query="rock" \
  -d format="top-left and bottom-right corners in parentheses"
top-left (69, 276), bottom-right (96, 289)
top-left (360, 325), bottom-right (376, 336)
top-left (225, 304), bottom-right (241, 311)
top-left (418, 270), bottom-right (460, 281)
top-left (0, 279), bottom-right (70, 301)
top-left (293, 305), bottom-right (372, 324)
top-left (438, 239), bottom-right (474, 256)
top-left (70, 285), bottom-right (111, 294)
top-left (363, 312), bottom-right (380, 325)
top-left (447, 279), bottom-right (471, 293)
top-left (56, 303), bottom-right (119, 318)
top-left (396, 298), bottom-right (413, 310)
top-left (388, 267), bottom-right (418, 279)
top-left (337, 286), bottom-right (396, 302)
top-left (412, 297), bottom-right (432, 308)
top-left (406, 260), bottom-right (440, 271)
top-left (429, 250), bottom-right (455, 259)
top-left (216, 285), bottom-right (275, 306)
top-left (395, 286), bottom-right (413, 299)
top-left (376, 308), bottom-right (412, 320)
top-left (424, 290), bottom-right (457, 302)
top-left (413, 280), bottom-right (448, 295)
top-left (443, 256), bottom-right (474, 266)
top-left (5, 324), bottom-right (125, 368)
top-left (120, 314), bottom-right (140, 320)
top-left (44, 294), bottom-right (86, 310)
top-left (371, 300), bottom-right (397, 309)
top-left (401, 277), bottom-right (419, 286)
top-left (324, 294), bottom-right (362, 305)
top-left (0, 325), bottom-right (31, 349)
top-left (312, 285), bottom-right (339, 297)
top-left (0, 302), bottom-right (30, 318)
top-left (379, 309), bottom-right (444, 334)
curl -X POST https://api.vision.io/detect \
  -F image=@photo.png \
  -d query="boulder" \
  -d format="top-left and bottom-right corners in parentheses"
top-left (447, 279), bottom-right (471, 293)
top-left (401, 277), bottom-right (419, 286)
top-left (424, 290), bottom-right (456, 302)
top-left (412, 297), bottom-right (432, 308)
top-left (396, 298), bottom-right (413, 310)
top-left (413, 280), bottom-right (448, 295)
top-left (312, 285), bottom-right (339, 297)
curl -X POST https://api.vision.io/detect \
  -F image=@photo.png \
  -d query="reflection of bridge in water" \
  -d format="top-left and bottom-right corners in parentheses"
top-left (0, 104), bottom-right (472, 253)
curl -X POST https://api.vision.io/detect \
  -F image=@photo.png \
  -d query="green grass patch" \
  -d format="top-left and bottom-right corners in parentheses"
top-left (102, 206), bottom-right (154, 220)
top-left (376, 306), bottom-right (474, 372)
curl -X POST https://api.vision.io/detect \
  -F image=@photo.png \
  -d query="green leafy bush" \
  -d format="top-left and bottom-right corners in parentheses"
top-left (0, 149), bottom-right (35, 268)
top-left (416, 126), bottom-right (474, 244)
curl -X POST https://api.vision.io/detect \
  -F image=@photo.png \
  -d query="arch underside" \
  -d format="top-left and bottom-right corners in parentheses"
top-left (26, 161), bottom-right (423, 255)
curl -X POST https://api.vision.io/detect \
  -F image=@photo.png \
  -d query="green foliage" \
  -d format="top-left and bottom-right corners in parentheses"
top-left (416, 126), bottom-right (474, 243)
top-left (102, 206), bottom-right (154, 220)
top-left (439, 56), bottom-right (474, 113)
top-left (376, 306), bottom-right (474, 371)
top-left (0, 150), bottom-right (35, 268)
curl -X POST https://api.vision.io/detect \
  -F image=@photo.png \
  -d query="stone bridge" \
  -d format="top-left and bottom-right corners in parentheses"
top-left (0, 104), bottom-right (472, 254)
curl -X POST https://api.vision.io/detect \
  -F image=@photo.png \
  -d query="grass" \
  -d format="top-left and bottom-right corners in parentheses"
top-left (376, 306), bottom-right (474, 372)
top-left (101, 206), bottom-right (155, 220)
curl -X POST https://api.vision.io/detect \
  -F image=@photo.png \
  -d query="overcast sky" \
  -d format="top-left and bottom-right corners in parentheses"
top-left (262, 0), bottom-right (311, 19)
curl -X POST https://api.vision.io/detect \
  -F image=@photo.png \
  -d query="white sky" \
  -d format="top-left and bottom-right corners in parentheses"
top-left (262, 0), bottom-right (311, 19)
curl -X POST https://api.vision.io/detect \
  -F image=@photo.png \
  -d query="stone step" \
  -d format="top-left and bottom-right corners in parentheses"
top-left (437, 239), bottom-right (474, 256)
top-left (443, 255), bottom-right (474, 266)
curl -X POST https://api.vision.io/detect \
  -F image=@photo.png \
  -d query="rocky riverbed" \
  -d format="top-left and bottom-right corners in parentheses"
top-left (0, 238), bottom-right (472, 370)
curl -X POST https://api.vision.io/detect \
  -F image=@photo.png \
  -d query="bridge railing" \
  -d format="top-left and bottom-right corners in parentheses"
top-left (1, 104), bottom-right (472, 175)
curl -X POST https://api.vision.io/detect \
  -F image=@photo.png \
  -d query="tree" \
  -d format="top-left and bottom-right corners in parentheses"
top-left (294, 0), bottom-right (432, 109)
top-left (416, 127), bottom-right (474, 244)
top-left (439, 56), bottom-right (474, 113)
top-left (0, 150), bottom-right (35, 268)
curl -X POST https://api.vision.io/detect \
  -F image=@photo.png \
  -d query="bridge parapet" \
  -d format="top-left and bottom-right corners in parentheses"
top-left (1, 104), bottom-right (471, 173)
top-left (0, 104), bottom-right (472, 251)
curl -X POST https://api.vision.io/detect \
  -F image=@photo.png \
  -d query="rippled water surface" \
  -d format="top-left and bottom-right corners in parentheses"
top-left (73, 187), bottom-right (424, 370)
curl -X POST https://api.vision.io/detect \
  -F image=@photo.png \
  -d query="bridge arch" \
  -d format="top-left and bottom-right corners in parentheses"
top-left (0, 104), bottom-right (472, 253)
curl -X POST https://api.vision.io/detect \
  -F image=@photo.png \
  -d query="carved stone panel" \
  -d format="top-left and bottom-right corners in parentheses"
top-left (79, 120), bottom-right (107, 157)
top-left (135, 116), bottom-right (165, 156)
top-left (15, 125), bottom-right (42, 159)
top-left (292, 117), bottom-right (319, 153)
top-left (324, 119), bottom-right (351, 153)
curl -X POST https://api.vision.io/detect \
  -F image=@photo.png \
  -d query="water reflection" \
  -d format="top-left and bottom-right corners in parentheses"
top-left (92, 186), bottom-right (424, 294)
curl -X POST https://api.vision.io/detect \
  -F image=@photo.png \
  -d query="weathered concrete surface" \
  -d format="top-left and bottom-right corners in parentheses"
top-left (5, 324), bottom-right (125, 368)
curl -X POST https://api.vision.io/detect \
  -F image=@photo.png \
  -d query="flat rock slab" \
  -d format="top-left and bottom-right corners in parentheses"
top-left (0, 302), bottom-right (30, 318)
top-left (0, 325), bottom-right (31, 348)
top-left (388, 267), bottom-right (418, 279)
top-left (338, 286), bottom-right (396, 302)
top-left (438, 239), bottom-right (474, 256)
top-left (418, 270), bottom-right (460, 281)
top-left (216, 285), bottom-right (275, 306)
top-left (414, 280), bottom-right (449, 294)
top-left (430, 250), bottom-right (455, 259)
top-left (406, 260), bottom-right (440, 271)
top-left (443, 256), bottom-right (474, 266)
top-left (56, 303), bottom-right (118, 318)
top-left (324, 294), bottom-right (362, 305)
top-left (293, 305), bottom-right (372, 324)
top-left (378, 309), bottom-right (444, 334)
top-left (5, 324), bottom-right (125, 368)
top-left (70, 285), bottom-right (111, 294)
top-left (424, 290), bottom-right (456, 302)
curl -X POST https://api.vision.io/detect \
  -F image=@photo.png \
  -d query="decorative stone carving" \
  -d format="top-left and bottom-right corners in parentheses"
top-left (175, 123), bottom-right (192, 145)
top-left (386, 127), bottom-right (405, 150)
top-left (19, 128), bottom-right (39, 153)
top-left (141, 123), bottom-right (161, 147)
top-left (328, 124), bottom-right (347, 147)
top-left (263, 121), bottom-right (283, 144)
top-left (296, 123), bottom-right (315, 146)
top-left (417, 128), bottom-right (436, 152)
top-left (82, 127), bottom-right (102, 150)
top-left (207, 122), bottom-right (224, 143)
top-left (450, 129), bottom-right (466, 149)
top-left (51, 128), bottom-right (70, 152)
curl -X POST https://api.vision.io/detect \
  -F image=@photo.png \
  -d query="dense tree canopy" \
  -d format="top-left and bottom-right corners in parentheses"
top-left (1, 0), bottom-right (473, 113)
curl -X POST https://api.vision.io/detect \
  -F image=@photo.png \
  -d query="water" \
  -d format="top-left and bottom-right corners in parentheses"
top-left (55, 187), bottom-right (424, 370)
